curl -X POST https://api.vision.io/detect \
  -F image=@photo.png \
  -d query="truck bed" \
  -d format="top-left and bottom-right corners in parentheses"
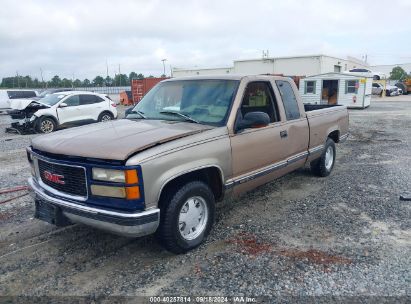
top-left (304, 103), bottom-right (349, 151)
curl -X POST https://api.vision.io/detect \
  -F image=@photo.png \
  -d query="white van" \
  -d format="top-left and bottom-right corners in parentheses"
top-left (0, 89), bottom-right (38, 111)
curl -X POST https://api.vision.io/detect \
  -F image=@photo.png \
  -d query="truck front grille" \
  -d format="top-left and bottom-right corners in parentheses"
top-left (38, 159), bottom-right (87, 197)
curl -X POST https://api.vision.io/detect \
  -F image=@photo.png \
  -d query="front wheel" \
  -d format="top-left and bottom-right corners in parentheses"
top-left (36, 117), bottom-right (57, 133)
top-left (158, 181), bottom-right (215, 254)
top-left (310, 138), bottom-right (336, 177)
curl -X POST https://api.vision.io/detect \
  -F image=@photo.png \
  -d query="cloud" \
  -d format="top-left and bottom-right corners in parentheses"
top-left (0, 0), bottom-right (410, 80)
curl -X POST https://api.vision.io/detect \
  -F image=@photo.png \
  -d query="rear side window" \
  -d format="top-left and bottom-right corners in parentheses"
top-left (80, 94), bottom-right (104, 105)
top-left (276, 80), bottom-right (300, 120)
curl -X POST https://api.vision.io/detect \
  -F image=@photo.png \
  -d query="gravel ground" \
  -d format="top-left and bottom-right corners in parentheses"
top-left (0, 98), bottom-right (410, 301)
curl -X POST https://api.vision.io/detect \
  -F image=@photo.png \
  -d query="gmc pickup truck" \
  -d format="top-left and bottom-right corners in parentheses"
top-left (27, 75), bottom-right (349, 253)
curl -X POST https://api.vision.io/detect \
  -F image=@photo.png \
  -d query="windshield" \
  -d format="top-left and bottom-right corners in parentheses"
top-left (39, 93), bottom-right (66, 106)
top-left (127, 79), bottom-right (239, 126)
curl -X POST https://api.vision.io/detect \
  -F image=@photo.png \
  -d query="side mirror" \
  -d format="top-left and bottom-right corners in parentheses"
top-left (59, 102), bottom-right (68, 108)
top-left (236, 111), bottom-right (270, 132)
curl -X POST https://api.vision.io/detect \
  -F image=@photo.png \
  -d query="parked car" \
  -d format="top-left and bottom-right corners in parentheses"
top-left (7, 91), bottom-right (117, 134)
top-left (372, 83), bottom-right (383, 95)
top-left (372, 83), bottom-right (399, 96)
top-left (0, 89), bottom-right (38, 111)
top-left (27, 75), bottom-right (349, 253)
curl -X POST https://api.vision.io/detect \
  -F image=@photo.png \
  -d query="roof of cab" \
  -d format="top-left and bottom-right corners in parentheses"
top-left (51, 91), bottom-right (104, 96)
top-left (164, 74), bottom-right (290, 82)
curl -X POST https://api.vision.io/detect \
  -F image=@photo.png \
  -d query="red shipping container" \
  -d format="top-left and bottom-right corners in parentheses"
top-left (131, 77), bottom-right (168, 104)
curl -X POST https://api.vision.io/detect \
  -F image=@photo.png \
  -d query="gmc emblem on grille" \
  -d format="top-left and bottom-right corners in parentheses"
top-left (43, 171), bottom-right (65, 185)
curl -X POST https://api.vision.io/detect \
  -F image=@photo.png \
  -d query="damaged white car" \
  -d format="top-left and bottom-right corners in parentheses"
top-left (7, 91), bottom-right (117, 134)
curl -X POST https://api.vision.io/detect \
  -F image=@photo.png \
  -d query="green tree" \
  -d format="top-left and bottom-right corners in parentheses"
top-left (390, 66), bottom-right (407, 80)
top-left (50, 75), bottom-right (62, 87)
top-left (83, 78), bottom-right (91, 86)
top-left (73, 79), bottom-right (82, 87)
top-left (61, 78), bottom-right (72, 88)
top-left (137, 73), bottom-right (144, 79)
top-left (114, 73), bottom-right (129, 86)
top-left (1, 77), bottom-right (15, 88)
top-left (105, 76), bottom-right (113, 86)
top-left (93, 76), bottom-right (105, 86)
top-left (129, 72), bottom-right (138, 80)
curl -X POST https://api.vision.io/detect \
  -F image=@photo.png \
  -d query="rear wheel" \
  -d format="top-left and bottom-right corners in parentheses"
top-left (98, 112), bottom-right (113, 122)
top-left (37, 117), bottom-right (56, 133)
top-left (158, 181), bottom-right (215, 254)
top-left (311, 138), bottom-right (336, 177)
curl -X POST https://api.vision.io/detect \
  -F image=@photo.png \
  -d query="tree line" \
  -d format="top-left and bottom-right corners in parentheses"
top-left (0, 72), bottom-right (164, 89)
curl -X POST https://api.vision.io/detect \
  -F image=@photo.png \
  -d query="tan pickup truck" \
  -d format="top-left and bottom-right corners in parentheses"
top-left (27, 75), bottom-right (349, 253)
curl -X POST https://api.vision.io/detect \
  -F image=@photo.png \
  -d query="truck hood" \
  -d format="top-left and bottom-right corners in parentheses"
top-left (31, 119), bottom-right (213, 161)
top-left (10, 99), bottom-right (50, 110)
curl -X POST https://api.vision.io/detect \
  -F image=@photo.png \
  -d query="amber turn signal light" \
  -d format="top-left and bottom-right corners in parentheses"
top-left (126, 186), bottom-right (140, 200)
top-left (125, 170), bottom-right (139, 184)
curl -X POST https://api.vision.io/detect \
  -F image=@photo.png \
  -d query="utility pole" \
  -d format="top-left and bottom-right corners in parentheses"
top-left (16, 71), bottom-right (20, 88)
top-left (118, 64), bottom-right (121, 86)
top-left (40, 68), bottom-right (44, 88)
top-left (161, 59), bottom-right (167, 76)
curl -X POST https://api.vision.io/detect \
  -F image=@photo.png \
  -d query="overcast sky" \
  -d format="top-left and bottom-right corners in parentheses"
top-left (1, 0), bottom-right (410, 81)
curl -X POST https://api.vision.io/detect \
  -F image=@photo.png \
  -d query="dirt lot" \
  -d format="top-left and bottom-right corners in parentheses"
top-left (0, 97), bottom-right (410, 300)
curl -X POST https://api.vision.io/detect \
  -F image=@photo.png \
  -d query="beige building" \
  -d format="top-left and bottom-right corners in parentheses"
top-left (172, 54), bottom-right (369, 77)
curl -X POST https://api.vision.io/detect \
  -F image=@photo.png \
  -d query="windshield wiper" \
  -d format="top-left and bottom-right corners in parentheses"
top-left (159, 111), bottom-right (199, 124)
top-left (129, 110), bottom-right (146, 119)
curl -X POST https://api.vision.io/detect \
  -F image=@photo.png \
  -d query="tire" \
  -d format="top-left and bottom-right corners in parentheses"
top-left (98, 112), bottom-right (114, 122)
top-left (158, 181), bottom-right (215, 254)
top-left (36, 117), bottom-right (57, 134)
top-left (310, 138), bottom-right (336, 177)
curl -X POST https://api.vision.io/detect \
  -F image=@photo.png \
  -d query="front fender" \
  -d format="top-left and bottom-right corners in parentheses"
top-left (131, 135), bottom-right (232, 209)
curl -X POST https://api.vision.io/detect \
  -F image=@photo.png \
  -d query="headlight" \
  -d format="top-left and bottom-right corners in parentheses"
top-left (91, 168), bottom-right (140, 199)
top-left (90, 185), bottom-right (140, 199)
top-left (92, 168), bottom-right (125, 182)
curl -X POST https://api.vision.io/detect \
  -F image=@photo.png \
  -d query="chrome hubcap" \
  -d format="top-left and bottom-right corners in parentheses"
top-left (101, 115), bottom-right (112, 122)
top-left (178, 196), bottom-right (208, 240)
top-left (325, 146), bottom-right (334, 170)
top-left (40, 120), bottom-right (54, 133)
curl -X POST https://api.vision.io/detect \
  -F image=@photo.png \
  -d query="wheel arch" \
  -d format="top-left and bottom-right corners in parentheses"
top-left (328, 129), bottom-right (340, 143)
top-left (157, 166), bottom-right (225, 209)
top-left (99, 110), bottom-right (114, 117)
top-left (35, 114), bottom-right (58, 126)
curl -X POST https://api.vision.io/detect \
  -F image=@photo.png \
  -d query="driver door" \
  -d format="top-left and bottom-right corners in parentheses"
top-left (57, 94), bottom-right (81, 125)
top-left (229, 81), bottom-right (289, 195)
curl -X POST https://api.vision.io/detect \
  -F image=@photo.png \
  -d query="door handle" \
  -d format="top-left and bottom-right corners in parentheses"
top-left (280, 130), bottom-right (288, 138)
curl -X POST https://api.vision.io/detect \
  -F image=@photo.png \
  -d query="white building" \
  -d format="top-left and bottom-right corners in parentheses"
top-left (370, 63), bottom-right (411, 76)
top-left (172, 54), bottom-right (369, 77)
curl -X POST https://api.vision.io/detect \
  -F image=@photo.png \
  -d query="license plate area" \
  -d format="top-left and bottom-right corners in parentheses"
top-left (35, 199), bottom-right (72, 227)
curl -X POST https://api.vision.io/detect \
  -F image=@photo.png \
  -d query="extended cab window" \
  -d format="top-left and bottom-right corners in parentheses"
top-left (276, 80), bottom-right (300, 120)
top-left (64, 95), bottom-right (80, 106)
top-left (240, 82), bottom-right (279, 123)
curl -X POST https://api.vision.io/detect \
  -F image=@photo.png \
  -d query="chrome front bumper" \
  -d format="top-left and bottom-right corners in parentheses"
top-left (28, 177), bottom-right (160, 237)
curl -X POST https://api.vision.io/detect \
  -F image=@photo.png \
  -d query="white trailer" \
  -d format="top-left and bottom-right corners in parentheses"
top-left (299, 72), bottom-right (372, 109)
